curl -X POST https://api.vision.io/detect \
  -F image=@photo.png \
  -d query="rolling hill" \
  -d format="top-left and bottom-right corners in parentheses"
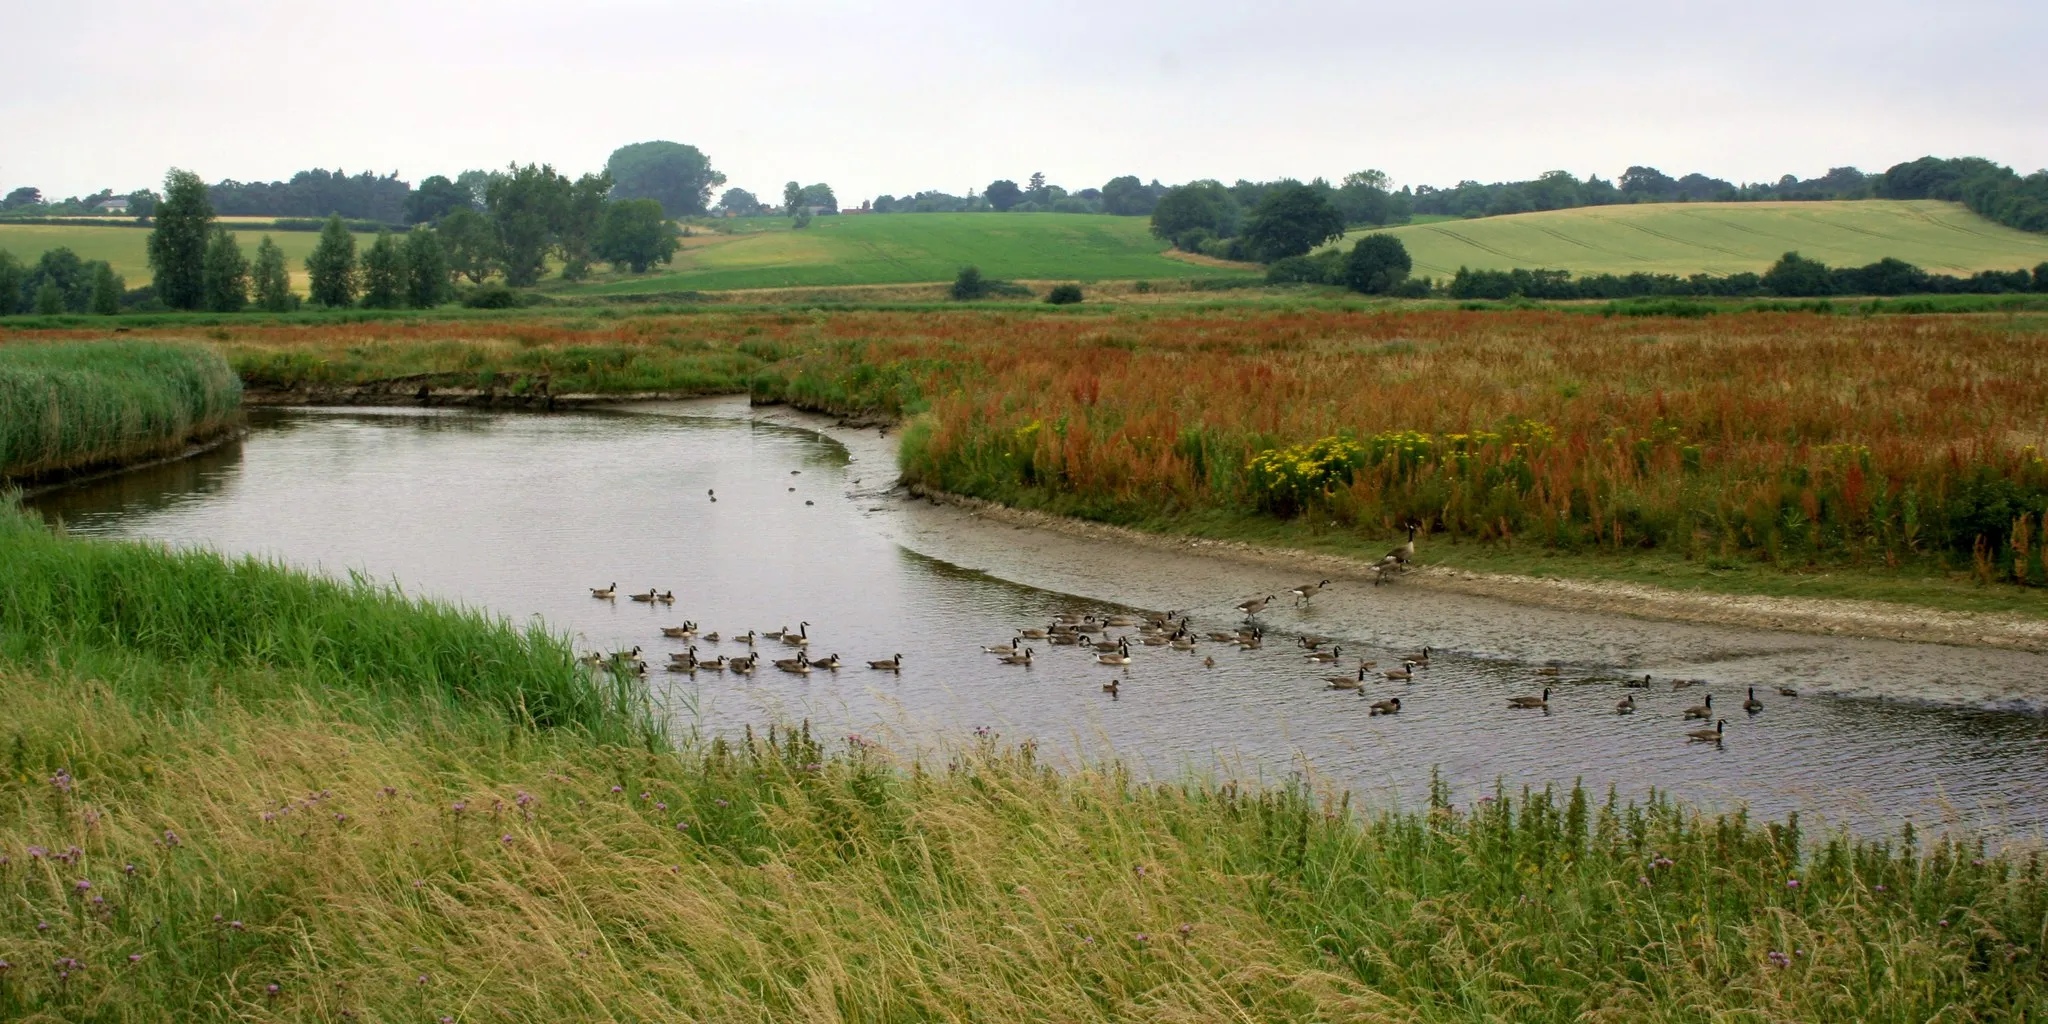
top-left (1338, 200), bottom-right (2048, 278)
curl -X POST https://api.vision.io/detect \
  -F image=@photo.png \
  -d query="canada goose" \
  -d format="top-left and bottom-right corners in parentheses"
top-left (1140, 633), bottom-right (1176, 647)
top-left (1096, 641), bottom-right (1132, 666)
top-left (1671, 679), bottom-right (1699, 690)
top-left (1370, 561), bottom-right (1393, 586)
top-left (1742, 687), bottom-right (1764, 713)
top-left (1326, 665), bottom-right (1367, 690)
top-left (1508, 688), bottom-right (1551, 709)
top-left (1683, 694), bottom-right (1713, 720)
top-left (1074, 619), bottom-right (1106, 635)
top-left (1304, 646), bottom-right (1343, 664)
top-left (1778, 686), bottom-right (1798, 697)
top-left (1102, 679), bottom-right (1120, 695)
top-left (810, 653), bottom-right (841, 670)
top-left (702, 631), bottom-right (721, 643)
top-left (579, 651), bottom-right (605, 667)
top-left (629, 588), bottom-right (659, 603)
top-left (665, 661), bottom-right (696, 674)
top-left (697, 655), bottom-right (728, 671)
top-left (1384, 663), bottom-right (1416, 682)
top-left (1019, 626), bottom-right (1052, 640)
top-left (1369, 697), bottom-right (1402, 716)
top-left (655, 591), bottom-right (674, 605)
top-left (735, 630), bottom-right (756, 646)
top-left (1091, 636), bottom-right (1125, 653)
top-left (1104, 615), bottom-right (1139, 628)
top-left (1687, 719), bottom-right (1727, 743)
top-left (1203, 656), bottom-right (1216, 668)
top-left (1622, 674), bottom-right (1652, 689)
top-left (1401, 647), bottom-right (1434, 667)
top-left (982, 638), bottom-right (1022, 655)
top-left (1170, 634), bottom-right (1197, 651)
top-left (997, 648), bottom-right (1034, 666)
top-left (1299, 635), bottom-right (1332, 650)
top-left (868, 654), bottom-right (903, 671)
top-left (729, 653), bottom-right (758, 673)
top-left (1236, 595), bottom-right (1276, 620)
top-left (780, 622), bottom-right (811, 647)
top-left (764, 626), bottom-right (787, 640)
top-left (1048, 632), bottom-right (1082, 646)
top-left (1288, 580), bottom-right (1330, 606)
top-left (774, 657), bottom-right (811, 675)
top-left (1615, 694), bottom-right (1636, 715)
top-left (590, 582), bottom-right (617, 600)
top-left (1386, 524), bottom-right (1417, 566)
top-left (668, 646), bottom-right (698, 663)
top-left (1236, 632), bottom-right (1264, 651)
top-left (1206, 631), bottom-right (1239, 643)
top-left (660, 623), bottom-right (696, 639)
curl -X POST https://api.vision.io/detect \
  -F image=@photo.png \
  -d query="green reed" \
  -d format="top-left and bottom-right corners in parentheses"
top-left (0, 340), bottom-right (242, 480)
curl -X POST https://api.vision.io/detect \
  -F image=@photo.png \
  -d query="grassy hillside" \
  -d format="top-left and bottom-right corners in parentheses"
top-left (0, 223), bottom-right (373, 290)
top-left (570, 213), bottom-right (1208, 294)
top-left (1340, 200), bottom-right (2048, 277)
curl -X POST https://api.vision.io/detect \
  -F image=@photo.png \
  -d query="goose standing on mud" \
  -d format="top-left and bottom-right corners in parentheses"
top-left (1236, 595), bottom-right (1275, 621)
top-left (1289, 580), bottom-right (1330, 606)
top-left (1386, 525), bottom-right (1417, 568)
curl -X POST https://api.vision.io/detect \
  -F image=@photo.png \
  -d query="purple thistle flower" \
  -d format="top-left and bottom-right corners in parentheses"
top-left (229, 920), bottom-right (244, 931)
top-left (675, 821), bottom-right (690, 831)
top-left (334, 813), bottom-right (347, 823)
top-left (412, 879), bottom-right (424, 888)
top-left (27, 846), bottom-right (47, 860)
top-left (1178, 923), bottom-right (1193, 936)
top-left (418, 974), bottom-right (430, 985)
top-left (1638, 876), bottom-right (1650, 886)
top-left (452, 802), bottom-right (467, 814)
top-left (515, 792), bottom-right (534, 807)
top-left (1875, 884), bottom-right (1887, 891)
top-left (500, 834), bottom-right (515, 845)
top-left (1786, 879), bottom-right (1801, 889)
top-left (266, 983), bottom-right (281, 997)
top-left (714, 798), bottom-right (729, 808)
top-left (610, 785), bottom-right (622, 793)
top-left (49, 769), bottom-right (73, 793)
top-left (656, 802), bottom-right (668, 811)
top-left (75, 879), bottom-right (91, 892)
top-left (1939, 919), bottom-right (1950, 927)
top-left (129, 954), bottom-right (141, 963)
top-left (162, 830), bottom-right (180, 847)
top-left (1134, 933), bottom-right (1149, 943)
top-left (0, 959), bottom-right (9, 971)
top-left (36, 921), bottom-right (49, 932)
top-left (1767, 950), bottom-right (1791, 968)
top-left (639, 792), bottom-right (650, 801)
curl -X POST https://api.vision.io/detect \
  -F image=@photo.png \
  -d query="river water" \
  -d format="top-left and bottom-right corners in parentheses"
top-left (30, 401), bottom-right (2048, 840)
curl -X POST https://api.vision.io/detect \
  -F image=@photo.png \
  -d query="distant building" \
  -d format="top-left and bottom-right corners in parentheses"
top-left (97, 197), bottom-right (130, 214)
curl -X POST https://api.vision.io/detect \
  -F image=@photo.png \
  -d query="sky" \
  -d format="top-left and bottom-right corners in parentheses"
top-left (6, 0), bottom-right (2044, 203)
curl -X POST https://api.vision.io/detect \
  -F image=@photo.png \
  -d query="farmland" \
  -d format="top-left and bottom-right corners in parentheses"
top-left (562, 213), bottom-right (1216, 294)
top-left (1342, 199), bottom-right (2048, 278)
top-left (0, 222), bottom-right (374, 290)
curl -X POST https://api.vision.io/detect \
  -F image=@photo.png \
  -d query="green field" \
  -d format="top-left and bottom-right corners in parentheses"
top-left (1341, 200), bottom-right (2048, 277)
top-left (572, 213), bottom-right (1210, 294)
top-left (0, 223), bottom-right (373, 289)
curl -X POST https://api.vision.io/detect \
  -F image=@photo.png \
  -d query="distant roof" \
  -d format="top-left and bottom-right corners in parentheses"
top-left (98, 197), bottom-right (130, 209)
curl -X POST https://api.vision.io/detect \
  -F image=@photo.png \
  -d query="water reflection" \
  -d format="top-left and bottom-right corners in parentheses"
top-left (27, 406), bottom-right (2048, 840)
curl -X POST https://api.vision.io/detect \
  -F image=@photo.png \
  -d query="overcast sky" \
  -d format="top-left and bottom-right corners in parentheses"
top-left (7, 0), bottom-right (2043, 202)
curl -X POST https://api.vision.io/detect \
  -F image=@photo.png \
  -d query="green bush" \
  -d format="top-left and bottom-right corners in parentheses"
top-left (462, 282), bottom-right (522, 309)
top-left (1045, 283), bottom-right (1084, 305)
top-left (950, 265), bottom-right (987, 300)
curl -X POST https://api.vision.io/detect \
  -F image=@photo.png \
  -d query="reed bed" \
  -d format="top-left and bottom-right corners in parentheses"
top-left (0, 340), bottom-right (241, 480)
top-left (0, 498), bottom-right (643, 741)
top-left (1, 664), bottom-right (2042, 1021)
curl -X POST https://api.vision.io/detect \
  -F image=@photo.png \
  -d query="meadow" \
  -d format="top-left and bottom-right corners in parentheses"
top-left (0, 223), bottom-right (375, 290)
top-left (2, 498), bottom-right (2044, 1021)
top-left (0, 340), bottom-right (241, 480)
top-left (1341, 200), bottom-right (2048, 278)
top-left (563, 213), bottom-right (1214, 294)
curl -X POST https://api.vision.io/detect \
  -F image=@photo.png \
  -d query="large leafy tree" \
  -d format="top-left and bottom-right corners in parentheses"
top-left (486, 163), bottom-right (570, 287)
top-left (305, 214), bottom-right (359, 307)
top-left (1099, 176), bottom-right (1155, 216)
top-left (1762, 251), bottom-right (1832, 296)
top-left (985, 180), bottom-right (1023, 212)
top-left (1341, 234), bottom-right (1412, 294)
top-left (404, 174), bottom-right (475, 224)
top-left (21, 248), bottom-right (98, 313)
top-left (252, 236), bottom-right (295, 312)
top-left (200, 227), bottom-right (249, 312)
top-left (147, 168), bottom-right (214, 310)
top-left (1241, 182), bottom-right (1346, 263)
top-left (0, 250), bottom-right (25, 314)
top-left (90, 262), bottom-right (123, 315)
top-left (437, 207), bottom-right (499, 284)
top-left (715, 188), bottom-right (763, 216)
top-left (1148, 181), bottom-right (1238, 248)
top-left (595, 199), bottom-right (678, 273)
top-left (555, 172), bottom-right (613, 281)
top-left (403, 228), bottom-right (449, 308)
top-left (359, 231), bottom-right (405, 309)
top-left (604, 141), bottom-right (725, 217)
top-left (2, 186), bottom-right (43, 210)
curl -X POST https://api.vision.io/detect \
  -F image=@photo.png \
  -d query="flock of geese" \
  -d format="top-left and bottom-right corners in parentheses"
top-left (581, 526), bottom-right (1788, 746)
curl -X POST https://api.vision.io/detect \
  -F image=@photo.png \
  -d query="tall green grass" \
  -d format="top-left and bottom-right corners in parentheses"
top-left (0, 340), bottom-right (242, 480)
top-left (0, 499), bottom-right (647, 741)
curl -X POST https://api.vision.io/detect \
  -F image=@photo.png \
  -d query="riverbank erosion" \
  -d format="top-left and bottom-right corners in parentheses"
top-left (0, 340), bottom-right (242, 483)
top-left (2, 501), bottom-right (2044, 1020)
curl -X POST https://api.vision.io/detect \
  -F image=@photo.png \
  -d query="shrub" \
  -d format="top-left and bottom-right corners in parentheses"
top-left (1266, 250), bottom-right (1342, 285)
top-left (1342, 234), bottom-right (1413, 294)
top-left (462, 282), bottom-right (522, 309)
top-left (1045, 284), bottom-right (1084, 305)
top-left (951, 265), bottom-right (987, 301)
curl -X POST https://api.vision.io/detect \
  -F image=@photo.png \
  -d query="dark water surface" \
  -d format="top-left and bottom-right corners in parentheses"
top-left (31, 405), bottom-right (2048, 840)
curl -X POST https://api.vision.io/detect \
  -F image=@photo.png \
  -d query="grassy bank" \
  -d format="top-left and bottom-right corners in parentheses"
top-left (0, 340), bottom-right (241, 480)
top-left (6, 660), bottom-right (2045, 1019)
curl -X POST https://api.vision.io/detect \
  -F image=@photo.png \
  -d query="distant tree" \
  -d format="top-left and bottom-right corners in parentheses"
top-left (1240, 182), bottom-right (1346, 262)
top-left (1762, 251), bottom-right (1832, 296)
top-left (22, 248), bottom-right (95, 313)
top-left (594, 198), bottom-right (678, 273)
top-left (1149, 181), bottom-right (1239, 247)
top-left (127, 189), bottom-right (161, 219)
top-left (716, 187), bottom-right (763, 216)
top-left (437, 207), bottom-right (499, 284)
top-left (951, 265), bottom-right (986, 300)
top-left (305, 214), bottom-right (359, 307)
top-left (252, 235), bottom-right (295, 312)
top-left (1100, 175), bottom-right (1156, 216)
top-left (454, 169), bottom-right (498, 208)
top-left (486, 163), bottom-right (570, 287)
top-left (404, 174), bottom-right (474, 224)
top-left (605, 141), bottom-right (726, 217)
top-left (793, 209), bottom-right (813, 230)
top-left (90, 262), bottom-right (123, 315)
top-left (985, 179), bottom-right (1023, 212)
top-left (33, 279), bottom-right (64, 315)
top-left (555, 172), bottom-right (613, 281)
top-left (1027, 171), bottom-right (1047, 196)
top-left (1619, 166), bottom-right (1677, 201)
top-left (3, 186), bottom-right (43, 210)
top-left (403, 227), bottom-right (449, 307)
top-left (360, 231), bottom-right (406, 308)
top-left (1341, 234), bottom-right (1412, 294)
top-left (2036, 261), bottom-right (2048, 293)
top-left (782, 181), bottom-right (803, 215)
top-left (147, 168), bottom-right (214, 310)
top-left (0, 250), bottom-right (23, 314)
top-left (200, 227), bottom-right (249, 312)
top-left (798, 183), bottom-right (837, 213)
